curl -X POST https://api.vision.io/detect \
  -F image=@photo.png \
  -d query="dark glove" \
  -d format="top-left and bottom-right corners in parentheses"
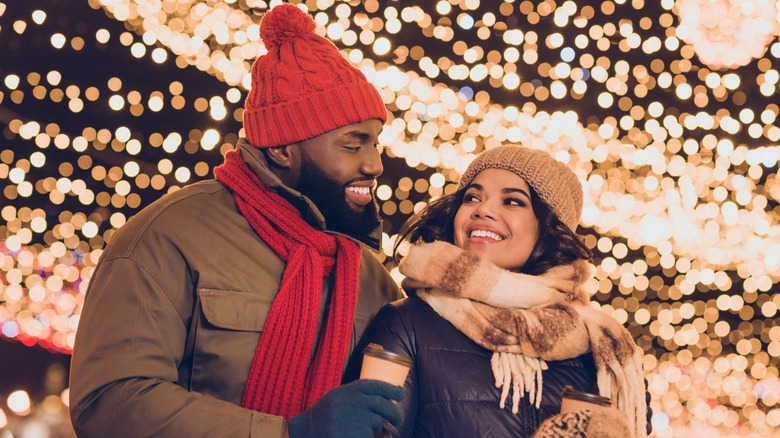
top-left (288, 379), bottom-right (404, 438)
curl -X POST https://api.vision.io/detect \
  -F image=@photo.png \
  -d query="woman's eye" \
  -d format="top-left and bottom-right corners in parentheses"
top-left (463, 194), bottom-right (478, 202)
top-left (505, 198), bottom-right (524, 206)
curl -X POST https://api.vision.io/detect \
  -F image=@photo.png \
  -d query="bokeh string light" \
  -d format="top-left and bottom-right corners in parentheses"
top-left (676, 0), bottom-right (780, 70)
top-left (1, 0), bottom-right (779, 436)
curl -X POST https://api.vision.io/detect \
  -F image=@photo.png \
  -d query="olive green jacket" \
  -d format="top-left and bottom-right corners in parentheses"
top-left (69, 141), bottom-right (401, 437)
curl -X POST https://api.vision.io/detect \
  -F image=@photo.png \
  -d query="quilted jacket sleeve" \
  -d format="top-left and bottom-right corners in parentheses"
top-left (343, 301), bottom-right (417, 438)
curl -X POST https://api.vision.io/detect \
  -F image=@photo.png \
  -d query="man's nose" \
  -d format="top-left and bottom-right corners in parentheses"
top-left (361, 146), bottom-right (383, 177)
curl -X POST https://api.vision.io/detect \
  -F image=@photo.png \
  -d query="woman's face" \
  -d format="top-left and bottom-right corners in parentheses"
top-left (453, 168), bottom-right (540, 271)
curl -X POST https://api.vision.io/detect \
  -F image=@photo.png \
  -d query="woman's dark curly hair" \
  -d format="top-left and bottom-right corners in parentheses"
top-left (393, 184), bottom-right (591, 275)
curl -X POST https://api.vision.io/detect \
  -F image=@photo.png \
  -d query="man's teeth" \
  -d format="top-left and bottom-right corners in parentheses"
top-left (347, 186), bottom-right (370, 195)
top-left (469, 230), bottom-right (503, 241)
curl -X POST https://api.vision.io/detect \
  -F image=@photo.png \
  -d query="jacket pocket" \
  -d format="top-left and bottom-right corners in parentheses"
top-left (189, 289), bottom-right (272, 403)
top-left (198, 288), bottom-right (272, 332)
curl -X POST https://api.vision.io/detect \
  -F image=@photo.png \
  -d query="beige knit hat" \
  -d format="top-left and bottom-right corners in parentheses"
top-left (457, 146), bottom-right (583, 231)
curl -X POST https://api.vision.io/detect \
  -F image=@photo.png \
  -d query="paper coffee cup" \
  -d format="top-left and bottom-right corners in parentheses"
top-left (560, 385), bottom-right (613, 416)
top-left (359, 343), bottom-right (412, 387)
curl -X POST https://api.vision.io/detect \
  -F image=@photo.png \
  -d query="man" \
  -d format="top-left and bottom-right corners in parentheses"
top-left (69, 4), bottom-right (403, 437)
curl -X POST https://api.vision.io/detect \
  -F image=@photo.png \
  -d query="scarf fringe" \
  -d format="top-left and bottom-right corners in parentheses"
top-left (491, 352), bottom-right (547, 414)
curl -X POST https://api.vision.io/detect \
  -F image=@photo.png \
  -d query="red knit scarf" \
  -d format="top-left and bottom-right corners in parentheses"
top-left (214, 149), bottom-right (361, 419)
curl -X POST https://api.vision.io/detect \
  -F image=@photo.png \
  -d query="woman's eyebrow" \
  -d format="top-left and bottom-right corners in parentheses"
top-left (467, 184), bottom-right (530, 199)
top-left (503, 187), bottom-right (531, 199)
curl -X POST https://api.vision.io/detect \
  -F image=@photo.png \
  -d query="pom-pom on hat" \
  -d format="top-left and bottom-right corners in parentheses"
top-left (243, 4), bottom-right (387, 148)
top-left (457, 146), bottom-right (584, 231)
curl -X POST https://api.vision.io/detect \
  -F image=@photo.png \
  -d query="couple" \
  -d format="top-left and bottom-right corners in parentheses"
top-left (69, 4), bottom-right (649, 438)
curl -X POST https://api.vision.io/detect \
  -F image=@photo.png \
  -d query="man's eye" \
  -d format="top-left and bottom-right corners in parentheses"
top-left (344, 145), bottom-right (361, 151)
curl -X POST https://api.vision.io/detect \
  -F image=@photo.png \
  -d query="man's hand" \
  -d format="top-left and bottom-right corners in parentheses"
top-left (288, 379), bottom-right (403, 438)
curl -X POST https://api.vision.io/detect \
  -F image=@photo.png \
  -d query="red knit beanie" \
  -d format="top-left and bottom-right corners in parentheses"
top-left (243, 4), bottom-right (388, 148)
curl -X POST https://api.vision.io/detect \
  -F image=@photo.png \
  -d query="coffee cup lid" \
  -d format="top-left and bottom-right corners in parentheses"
top-left (363, 343), bottom-right (412, 367)
top-left (561, 386), bottom-right (612, 407)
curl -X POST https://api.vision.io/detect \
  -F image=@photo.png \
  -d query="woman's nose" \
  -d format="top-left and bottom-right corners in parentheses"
top-left (472, 202), bottom-right (497, 220)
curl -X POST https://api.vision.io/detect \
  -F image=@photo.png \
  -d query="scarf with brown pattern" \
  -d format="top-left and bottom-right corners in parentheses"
top-left (399, 241), bottom-right (647, 438)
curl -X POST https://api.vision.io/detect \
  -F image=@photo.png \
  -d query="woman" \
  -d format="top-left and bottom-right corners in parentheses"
top-left (345, 146), bottom-right (649, 437)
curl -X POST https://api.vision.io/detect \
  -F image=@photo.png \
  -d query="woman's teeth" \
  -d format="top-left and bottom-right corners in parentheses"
top-left (469, 230), bottom-right (503, 241)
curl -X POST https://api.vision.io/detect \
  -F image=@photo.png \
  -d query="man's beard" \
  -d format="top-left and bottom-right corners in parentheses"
top-left (295, 154), bottom-right (381, 238)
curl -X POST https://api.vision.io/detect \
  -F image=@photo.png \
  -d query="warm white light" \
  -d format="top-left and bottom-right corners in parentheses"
top-left (675, 0), bottom-right (780, 69)
top-left (82, 222), bottom-right (99, 238)
top-left (123, 161), bottom-right (140, 177)
top-left (151, 47), bottom-right (167, 63)
top-left (201, 129), bottom-right (220, 151)
top-left (175, 167), bottom-right (192, 183)
top-left (30, 152), bottom-right (46, 167)
top-left (158, 159), bottom-right (173, 175)
top-left (4, 74), bottom-right (20, 89)
top-left (373, 37), bottom-right (391, 56)
top-left (31, 10), bottom-right (47, 24)
top-left (163, 133), bottom-right (182, 153)
top-left (436, 0), bottom-right (452, 15)
top-left (7, 391), bottom-right (31, 416)
top-left (96, 28), bottom-right (111, 43)
top-left (148, 95), bottom-right (164, 112)
top-left (126, 139), bottom-right (142, 155)
top-left (109, 95), bottom-right (125, 111)
top-left (51, 33), bottom-right (66, 49)
top-left (131, 42), bottom-right (146, 58)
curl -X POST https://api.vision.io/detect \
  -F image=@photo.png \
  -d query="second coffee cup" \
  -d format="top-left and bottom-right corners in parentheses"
top-left (359, 343), bottom-right (412, 387)
top-left (560, 385), bottom-right (618, 418)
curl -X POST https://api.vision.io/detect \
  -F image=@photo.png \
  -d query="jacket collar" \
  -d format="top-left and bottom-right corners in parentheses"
top-left (236, 139), bottom-right (383, 252)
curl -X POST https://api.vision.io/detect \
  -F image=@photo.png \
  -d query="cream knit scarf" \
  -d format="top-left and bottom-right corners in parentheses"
top-left (399, 241), bottom-right (647, 438)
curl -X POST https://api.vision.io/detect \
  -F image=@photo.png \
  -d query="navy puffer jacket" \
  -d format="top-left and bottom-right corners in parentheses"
top-left (344, 296), bottom-right (602, 438)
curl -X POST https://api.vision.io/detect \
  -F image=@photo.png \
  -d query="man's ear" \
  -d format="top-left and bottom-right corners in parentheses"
top-left (264, 144), bottom-right (298, 169)
top-left (262, 144), bottom-right (302, 188)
